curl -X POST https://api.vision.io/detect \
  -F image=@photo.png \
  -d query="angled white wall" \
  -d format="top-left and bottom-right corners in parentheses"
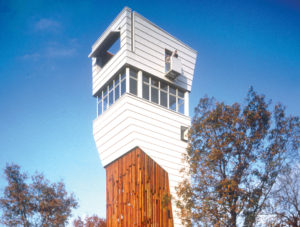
top-left (93, 93), bottom-right (190, 226)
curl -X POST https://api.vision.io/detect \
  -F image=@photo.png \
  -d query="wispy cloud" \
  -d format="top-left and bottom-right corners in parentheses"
top-left (35, 18), bottom-right (61, 31)
top-left (21, 41), bottom-right (77, 61)
top-left (45, 46), bottom-right (76, 58)
top-left (22, 53), bottom-right (41, 61)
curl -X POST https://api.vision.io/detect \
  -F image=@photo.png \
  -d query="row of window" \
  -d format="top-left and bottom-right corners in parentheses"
top-left (142, 73), bottom-right (184, 114)
top-left (97, 70), bottom-right (126, 116)
top-left (97, 68), bottom-right (185, 116)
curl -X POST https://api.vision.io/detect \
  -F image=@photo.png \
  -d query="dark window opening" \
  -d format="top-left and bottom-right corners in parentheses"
top-left (94, 31), bottom-right (121, 70)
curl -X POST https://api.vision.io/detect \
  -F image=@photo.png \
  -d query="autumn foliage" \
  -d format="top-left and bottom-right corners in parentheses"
top-left (176, 88), bottom-right (300, 227)
top-left (0, 164), bottom-right (78, 226)
top-left (73, 215), bottom-right (106, 227)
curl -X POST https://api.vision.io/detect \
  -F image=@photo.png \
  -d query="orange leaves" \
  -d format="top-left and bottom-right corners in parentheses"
top-left (0, 164), bottom-right (78, 226)
top-left (176, 88), bottom-right (300, 226)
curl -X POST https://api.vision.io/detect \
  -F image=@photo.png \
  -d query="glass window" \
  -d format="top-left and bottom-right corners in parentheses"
top-left (169, 95), bottom-right (176, 111)
top-left (143, 74), bottom-right (149, 83)
top-left (143, 83), bottom-right (149, 100)
top-left (161, 82), bottom-right (168, 91)
top-left (98, 100), bottom-right (102, 115)
top-left (160, 91), bottom-right (167, 107)
top-left (103, 96), bottom-right (108, 111)
top-left (121, 78), bottom-right (126, 95)
top-left (178, 98), bottom-right (184, 114)
top-left (109, 90), bottom-right (113, 106)
top-left (151, 78), bottom-right (159, 87)
top-left (121, 71), bottom-right (126, 80)
top-left (115, 84), bottom-right (120, 101)
top-left (115, 76), bottom-right (120, 85)
top-left (178, 90), bottom-right (184, 98)
top-left (109, 81), bottom-right (113, 91)
top-left (130, 69), bottom-right (138, 78)
top-left (130, 78), bottom-right (137, 95)
top-left (97, 94), bottom-right (102, 116)
top-left (169, 86), bottom-right (176, 95)
top-left (151, 87), bottom-right (158, 104)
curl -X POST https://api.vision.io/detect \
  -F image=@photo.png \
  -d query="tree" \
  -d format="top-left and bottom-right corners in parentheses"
top-left (266, 165), bottom-right (300, 226)
top-left (73, 215), bottom-right (106, 227)
top-left (176, 88), bottom-right (300, 227)
top-left (0, 164), bottom-right (78, 226)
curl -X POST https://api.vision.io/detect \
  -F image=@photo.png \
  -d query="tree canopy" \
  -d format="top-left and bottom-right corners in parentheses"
top-left (73, 215), bottom-right (106, 227)
top-left (176, 88), bottom-right (300, 227)
top-left (0, 164), bottom-right (78, 226)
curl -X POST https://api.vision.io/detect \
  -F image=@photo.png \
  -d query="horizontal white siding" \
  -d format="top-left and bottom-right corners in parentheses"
top-left (93, 94), bottom-right (190, 227)
top-left (91, 9), bottom-right (132, 95)
top-left (131, 12), bottom-right (197, 91)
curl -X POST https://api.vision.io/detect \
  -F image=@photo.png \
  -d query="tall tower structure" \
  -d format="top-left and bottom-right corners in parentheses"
top-left (89, 7), bottom-right (197, 226)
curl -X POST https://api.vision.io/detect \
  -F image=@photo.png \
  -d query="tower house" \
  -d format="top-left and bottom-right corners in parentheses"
top-left (89, 7), bottom-right (197, 226)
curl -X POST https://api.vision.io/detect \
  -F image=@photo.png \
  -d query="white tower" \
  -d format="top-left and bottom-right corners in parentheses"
top-left (89, 7), bottom-right (197, 226)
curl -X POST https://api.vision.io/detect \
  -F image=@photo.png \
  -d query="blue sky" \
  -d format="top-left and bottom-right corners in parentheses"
top-left (0, 0), bottom-right (299, 224)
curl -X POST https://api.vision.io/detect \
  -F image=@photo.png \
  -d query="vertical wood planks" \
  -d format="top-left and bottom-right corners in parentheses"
top-left (106, 147), bottom-right (174, 227)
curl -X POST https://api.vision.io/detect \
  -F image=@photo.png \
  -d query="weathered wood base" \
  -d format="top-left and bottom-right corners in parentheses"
top-left (105, 147), bottom-right (174, 227)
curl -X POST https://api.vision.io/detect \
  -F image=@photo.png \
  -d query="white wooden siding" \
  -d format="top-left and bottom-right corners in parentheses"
top-left (93, 94), bottom-right (190, 227)
top-left (90, 8), bottom-right (197, 95)
top-left (91, 8), bottom-right (132, 95)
